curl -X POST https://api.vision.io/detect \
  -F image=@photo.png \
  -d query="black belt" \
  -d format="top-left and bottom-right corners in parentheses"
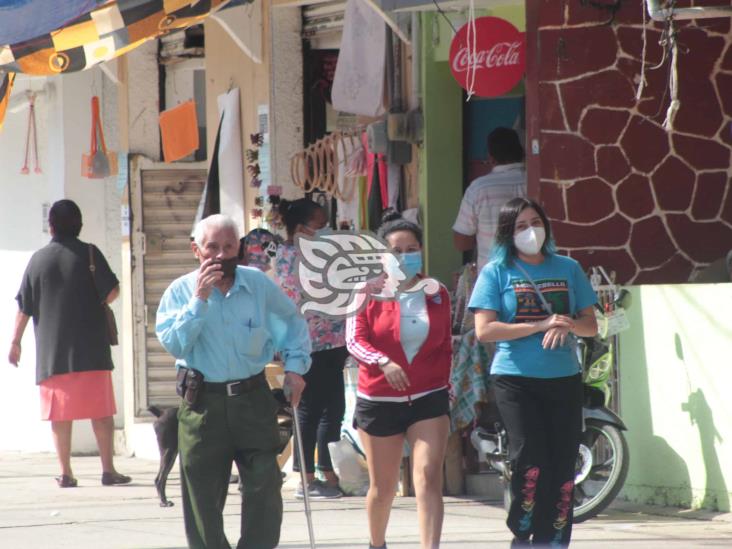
top-left (204, 372), bottom-right (267, 396)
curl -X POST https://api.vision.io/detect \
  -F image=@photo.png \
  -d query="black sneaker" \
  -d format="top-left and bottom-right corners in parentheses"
top-left (295, 479), bottom-right (342, 499)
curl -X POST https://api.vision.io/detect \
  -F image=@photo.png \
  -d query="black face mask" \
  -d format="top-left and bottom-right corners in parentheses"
top-left (213, 256), bottom-right (239, 278)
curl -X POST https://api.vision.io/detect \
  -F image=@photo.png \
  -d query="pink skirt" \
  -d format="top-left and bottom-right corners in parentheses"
top-left (39, 370), bottom-right (117, 421)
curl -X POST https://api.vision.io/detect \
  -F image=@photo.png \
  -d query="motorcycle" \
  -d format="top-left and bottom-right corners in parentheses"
top-left (471, 290), bottom-right (631, 523)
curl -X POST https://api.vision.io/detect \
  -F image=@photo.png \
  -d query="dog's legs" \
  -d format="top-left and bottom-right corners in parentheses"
top-left (156, 448), bottom-right (178, 507)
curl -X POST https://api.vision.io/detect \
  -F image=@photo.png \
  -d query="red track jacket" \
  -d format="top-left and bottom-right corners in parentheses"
top-left (346, 285), bottom-right (453, 399)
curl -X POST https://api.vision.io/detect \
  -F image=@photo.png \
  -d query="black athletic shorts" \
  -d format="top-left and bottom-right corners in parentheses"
top-left (353, 389), bottom-right (450, 437)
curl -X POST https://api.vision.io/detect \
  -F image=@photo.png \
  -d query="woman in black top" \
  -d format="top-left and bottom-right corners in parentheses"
top-left (9, 200), bottom-right (131, 488)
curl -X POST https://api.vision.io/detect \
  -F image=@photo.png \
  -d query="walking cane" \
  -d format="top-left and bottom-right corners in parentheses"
top-left (287, 388), bottom-right (316, 549)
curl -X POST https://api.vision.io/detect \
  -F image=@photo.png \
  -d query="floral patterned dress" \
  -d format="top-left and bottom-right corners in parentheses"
top-left (274, 242), bottom-right (346, 352)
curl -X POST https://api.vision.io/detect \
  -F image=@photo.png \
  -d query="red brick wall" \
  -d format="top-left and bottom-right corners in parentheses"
top-left (534, 0), bottom-right (732, 283)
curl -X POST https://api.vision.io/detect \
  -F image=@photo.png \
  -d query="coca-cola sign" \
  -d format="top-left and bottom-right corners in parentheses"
top-left (449, 17), bottom-right (526, 98)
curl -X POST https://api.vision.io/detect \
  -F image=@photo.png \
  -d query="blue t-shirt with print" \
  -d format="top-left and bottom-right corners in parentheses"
top-left (468, 254), bottom-right (597, 379)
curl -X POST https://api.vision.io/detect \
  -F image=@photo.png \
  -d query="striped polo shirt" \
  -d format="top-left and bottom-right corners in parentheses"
top-left (452, 163), bottom-right (527, 271)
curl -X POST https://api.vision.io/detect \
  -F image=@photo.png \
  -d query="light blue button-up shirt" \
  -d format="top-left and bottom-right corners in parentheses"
top-left (156, 265), bottom-right (312, 382)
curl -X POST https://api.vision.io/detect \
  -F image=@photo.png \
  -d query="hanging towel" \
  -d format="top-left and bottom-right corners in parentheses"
top-left (450, 330), bottom-right (493, 432)
top-left (159, 100), bottom-right (199, 162)
top-left (331, 0), bottom-right (386, 117)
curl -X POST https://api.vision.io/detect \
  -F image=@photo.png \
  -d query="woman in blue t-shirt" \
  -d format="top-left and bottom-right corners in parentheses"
top-left (469, 197), bottom-right (598, 548)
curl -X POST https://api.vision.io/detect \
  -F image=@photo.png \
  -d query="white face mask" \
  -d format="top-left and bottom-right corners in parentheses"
top-left (514, 226), bottom-right (546, 256)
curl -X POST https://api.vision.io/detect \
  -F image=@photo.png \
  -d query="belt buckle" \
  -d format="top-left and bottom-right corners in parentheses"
top-left (226, 381), bottom-right (240, 397)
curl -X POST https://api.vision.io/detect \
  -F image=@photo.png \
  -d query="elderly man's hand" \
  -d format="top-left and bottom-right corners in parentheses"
top-left (283, 372), bottom-right (306, 408)
top-left (195, 258), bottom-right (224, 301)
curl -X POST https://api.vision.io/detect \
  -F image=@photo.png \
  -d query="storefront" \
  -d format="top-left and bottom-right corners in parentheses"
top-left (291, 0), bottom-right (732, 508)
top-left (285, 0), bottom-right (527, 285)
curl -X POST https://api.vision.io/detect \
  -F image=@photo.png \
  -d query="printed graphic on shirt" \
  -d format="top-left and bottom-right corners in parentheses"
top-left (512, 278), bottom-right (569, 321)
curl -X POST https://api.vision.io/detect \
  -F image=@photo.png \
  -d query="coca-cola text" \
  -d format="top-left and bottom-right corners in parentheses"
top-left (452, 41), bottom-right (522, 73)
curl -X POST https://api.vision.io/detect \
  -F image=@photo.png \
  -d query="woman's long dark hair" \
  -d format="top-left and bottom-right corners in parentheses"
top-left (491, 197), bottom-right (556, 266)
top-left (279, 198), bottom-right (322, 237)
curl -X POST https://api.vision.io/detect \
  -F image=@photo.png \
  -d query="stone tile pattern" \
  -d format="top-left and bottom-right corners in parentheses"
top-left (536, 0), bottom-right (732, 284)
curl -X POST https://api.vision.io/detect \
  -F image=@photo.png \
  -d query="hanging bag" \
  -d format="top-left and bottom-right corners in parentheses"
top-left (82, 96), bottom-right (118, 179)
top-left (88, 245), bottom-right (119, 346)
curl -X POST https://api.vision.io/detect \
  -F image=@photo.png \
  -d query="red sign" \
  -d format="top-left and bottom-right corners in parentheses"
top-left (449, 17), bottom-right (526, 98)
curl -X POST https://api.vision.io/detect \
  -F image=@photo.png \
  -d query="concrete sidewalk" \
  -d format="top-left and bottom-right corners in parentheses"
top-left (0, 452), bottom-right (730, 548)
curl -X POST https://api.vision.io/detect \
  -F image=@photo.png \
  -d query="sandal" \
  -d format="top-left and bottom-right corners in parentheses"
top-left (101, 472), bottom-right (132, 486)
top-left (55, 475), bottom-right (78, 488)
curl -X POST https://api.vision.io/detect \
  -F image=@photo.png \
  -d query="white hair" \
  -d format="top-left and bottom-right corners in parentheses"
top-left (193, 214), bottom-right (240, 247)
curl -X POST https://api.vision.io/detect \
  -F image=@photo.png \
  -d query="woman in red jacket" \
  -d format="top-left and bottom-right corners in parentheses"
top-left (346, 211), bottom-right (452, 549)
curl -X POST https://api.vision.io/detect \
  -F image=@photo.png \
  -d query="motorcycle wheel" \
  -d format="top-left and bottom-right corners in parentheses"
top-left (573, 420), bottom-right (629, 523)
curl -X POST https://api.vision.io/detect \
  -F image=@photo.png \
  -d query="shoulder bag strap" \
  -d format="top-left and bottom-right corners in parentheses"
top-left (88, 244), bottom-right (101, 302)
top-left (513, 261), bottom-right (554, 315)
top-left (514, 261), bottom-right (581, 369)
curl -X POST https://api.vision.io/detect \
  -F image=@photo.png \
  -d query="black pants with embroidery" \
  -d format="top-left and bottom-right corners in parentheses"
top-left (493, 374), bottom-right (583, 547)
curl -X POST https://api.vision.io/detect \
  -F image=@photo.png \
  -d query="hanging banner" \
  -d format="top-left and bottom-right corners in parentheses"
top-left (216, 88), bottom-right (245, 237)
top-left (449, 16), bottom-right (525, 98)
top-left (331, 0), bottom-right (386, 117)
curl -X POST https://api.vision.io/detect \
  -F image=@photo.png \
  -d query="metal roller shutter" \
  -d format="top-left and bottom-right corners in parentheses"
top-left (137, 169), bottom-right (206, 408)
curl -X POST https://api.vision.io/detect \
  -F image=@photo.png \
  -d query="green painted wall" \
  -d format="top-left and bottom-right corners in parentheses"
top-left (419, 6), bottom-right (525, 285)
top-left (618, 284), bottom-right (732, 511)
top-left (419, 12), bottom-right (463, 285)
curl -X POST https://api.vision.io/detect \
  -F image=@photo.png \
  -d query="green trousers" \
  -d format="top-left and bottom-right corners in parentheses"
top-left (178, 384), bottom-right (283, 549)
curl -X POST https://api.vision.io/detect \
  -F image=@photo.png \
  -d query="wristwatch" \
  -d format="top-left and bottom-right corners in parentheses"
top-left (376, 356), bottom-right (390, 368)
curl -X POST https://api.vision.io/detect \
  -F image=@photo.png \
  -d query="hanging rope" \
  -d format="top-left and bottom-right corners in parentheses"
top-left (635, 0), bottom-right (648, 100)
top-left (660, 1), bottom-right (680, 132)
top-left (465, 0), bottom-right (477, 102)
top-left (20, 92), bottom-right (41, 175)
top-left (662, 32), bottom-right (679, 131)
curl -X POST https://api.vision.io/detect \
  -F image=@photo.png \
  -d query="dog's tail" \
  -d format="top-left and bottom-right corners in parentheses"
top-left (148, 405), bottom-right (164, 418)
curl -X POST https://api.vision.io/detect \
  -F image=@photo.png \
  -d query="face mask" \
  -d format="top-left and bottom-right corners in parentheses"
top-left (212, 256), bottom-right (239, 278)
top-left (400, 252), bottom-right (423, 279)
top-left (514, 226), bottom-right (546, 256)
top-left (314, 227), bottom-right (332, 238)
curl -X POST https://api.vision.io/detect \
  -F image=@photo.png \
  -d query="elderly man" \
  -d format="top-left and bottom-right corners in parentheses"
top-left (156, 214), bottom-right (311, 549)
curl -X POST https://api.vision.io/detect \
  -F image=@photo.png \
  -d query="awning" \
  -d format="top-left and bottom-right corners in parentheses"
top-left (0, 0), bottom-right (243, 129)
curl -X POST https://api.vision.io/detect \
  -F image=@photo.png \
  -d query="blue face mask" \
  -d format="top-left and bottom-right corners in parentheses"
top-left (400, 251), bottom-right (423, 279)
top-left (314, 227), bottom-right (331, 238)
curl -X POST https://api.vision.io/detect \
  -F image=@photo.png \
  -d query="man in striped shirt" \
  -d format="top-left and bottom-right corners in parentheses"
top-left (453, 127), bottom-right (527, 271)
